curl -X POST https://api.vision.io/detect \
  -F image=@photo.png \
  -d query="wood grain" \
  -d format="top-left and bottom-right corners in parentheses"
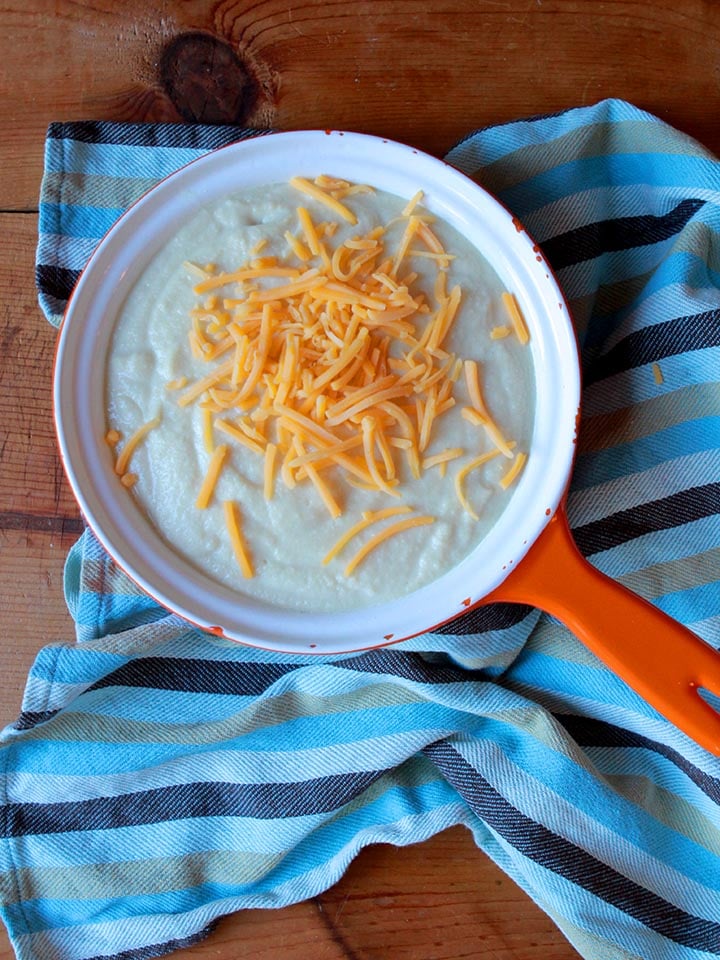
top-left (0, 214), bottom-right (79, 719)
top-left (0, 217), bottom-right (79, 519)
top-left (2, 1), bottom-right (720, 209)
top-left (3, 1), bottom-right (718, 958)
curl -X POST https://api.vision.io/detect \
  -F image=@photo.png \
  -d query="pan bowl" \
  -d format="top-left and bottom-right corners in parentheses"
top-left (54, 130), bottom-right (581, 653)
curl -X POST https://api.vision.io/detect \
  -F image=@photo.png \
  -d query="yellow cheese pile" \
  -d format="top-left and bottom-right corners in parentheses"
top-left (110, 176), bottom-right (530, 580)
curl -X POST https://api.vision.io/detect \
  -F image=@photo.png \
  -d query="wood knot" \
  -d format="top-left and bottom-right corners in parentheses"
top-left (159, 32), bottom-right (259, 125)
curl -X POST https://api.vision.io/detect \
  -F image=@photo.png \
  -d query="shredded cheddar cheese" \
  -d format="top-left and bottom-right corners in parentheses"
top-left (263, 442), bottom-right (278, 500)
top-left (172, 180), bottom-right (480, 528)
top-left (344, 514), bottom-right (435, 576)
top-left (290, 177), bottom-right (358, 224)
top-left (202, 408), bottom-right (215, 454)
top-left (114, 416), bottom-right (161, 476)
top-left (422, 447), bottom-right (464, 471)
top-left (223, 501), bottom-right (254, 578)
top-left (454, 447), bottom-right (506, 520)
top-left (490, 325), bottom-right (510, 340)
top-left (499, 451), bottom-right (527, 490)
top-left (502, 292), bottom-right (530, 345)
top-left (195, 444), bottom-right (229, 509)
top-left (109, 175), bottom-right (530, 581)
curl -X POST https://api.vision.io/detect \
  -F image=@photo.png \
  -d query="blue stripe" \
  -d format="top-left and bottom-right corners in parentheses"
top-left (44, 138), bottom-right (207, 179)
top-left (510, 649), bottom-right (655, 717)
top-left (655, 580), bottom-right (720, 625)
top-left (499, 154), bottom-right (720, 216)
top-left (583, 344), bottom-right (720, 416)
top-left (570, 747), bottom-right (720, 818)
top-left (449, 101), bottom-right (654, 168)
top-left (39, 203), bottom-right (127, 240)
top-left (2, 702), bottom-right (486, 776)
top-left (573, 416), bottom-right (720, 489)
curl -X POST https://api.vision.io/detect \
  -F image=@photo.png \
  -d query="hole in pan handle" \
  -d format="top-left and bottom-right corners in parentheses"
top-left (482, 506), bottom-right (720, 756)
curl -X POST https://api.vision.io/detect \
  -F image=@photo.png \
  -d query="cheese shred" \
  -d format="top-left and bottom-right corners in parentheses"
top-left (195, 444), bottom-right (229, 509)
top-left (502, 292), bottom-right (530, 345)
top-left (114, 416), bottom-right (161, 476)
top-left (344, 514), bottom-right (435, 576)
top-left (499, 451), bottom-right (527, 490)
top-left (223, 501), bottom-right (254, 578)
top-left (454, 447), bottom-right (505, 519)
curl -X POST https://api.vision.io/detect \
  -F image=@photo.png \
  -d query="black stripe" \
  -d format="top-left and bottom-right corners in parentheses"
top-left (35, 263), bottom-right (80, 303)
top-left (92, 649), bottom-right (505, 698)
top-left (584, 308), bottom-right (720, 386)
top-left (46, 121), bottom-right (267, 151)
top-left (341, 650), bottom-right (487, 685)
top-left (89, 657), bottom-right (301, 696)
top-left (542, 198), bottom-right (705, 270)
top-left (572, 482), bottom-right (720, 557)
top-left (424, 740), bottom-right (720, 953)
top-left (2, 770), bottom-right (386, 837)
top-left (13, 710), bottom-right (60, 731)
top-left (432, 602), bottom-right (534, 635)
top-left (88, 923), bottom-right (218, 960)
top-left (554, 714), bottom-right (720, 804)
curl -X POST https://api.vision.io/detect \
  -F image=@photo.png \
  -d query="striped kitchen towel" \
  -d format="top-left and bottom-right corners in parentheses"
top-left (2, 98), bottom-right (719, 960)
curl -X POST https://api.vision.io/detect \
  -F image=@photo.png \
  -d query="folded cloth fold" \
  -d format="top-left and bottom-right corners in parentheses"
top-left (2, 98), bottom-right (719, 960)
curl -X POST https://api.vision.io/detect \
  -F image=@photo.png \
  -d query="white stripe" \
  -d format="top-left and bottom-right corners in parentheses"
top-left (582, 345), bottom-right (720, 416)
top-left (36, 232), bottom-right (99, 271)
top-left (521, 183), bottom-right (720, 241)
top-left (3, 730), bottom-right (444, 803)
top-left (687, 613), bottom-right (720, 647)
top-left (567, 448), bottom-right (720, 525)
top-left (599, 279), bottom-right (720, 355)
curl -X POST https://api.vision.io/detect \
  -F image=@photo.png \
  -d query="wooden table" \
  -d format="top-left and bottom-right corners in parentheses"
top-left (2, 2), bottom-right (719, 958)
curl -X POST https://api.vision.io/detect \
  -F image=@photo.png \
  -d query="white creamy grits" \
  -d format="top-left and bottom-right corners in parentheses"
top-left (106, 181), bottom-right (535, 613)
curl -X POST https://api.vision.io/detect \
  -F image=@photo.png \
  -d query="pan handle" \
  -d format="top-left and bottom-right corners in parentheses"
top-left (484, 507), bottom-right (720, 755)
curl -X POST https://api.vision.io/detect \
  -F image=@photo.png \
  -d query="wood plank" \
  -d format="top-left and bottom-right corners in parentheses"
top-left (0, 526), bottom-right (79, 720)
top-left (315, 828), bottom-right (577, 960)
top-left (0, 215), bottom-right (79, 519)
top-left (2, 0), bottom-right (720, 210)
top-left (0, 212), bottom-right (80, 724)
